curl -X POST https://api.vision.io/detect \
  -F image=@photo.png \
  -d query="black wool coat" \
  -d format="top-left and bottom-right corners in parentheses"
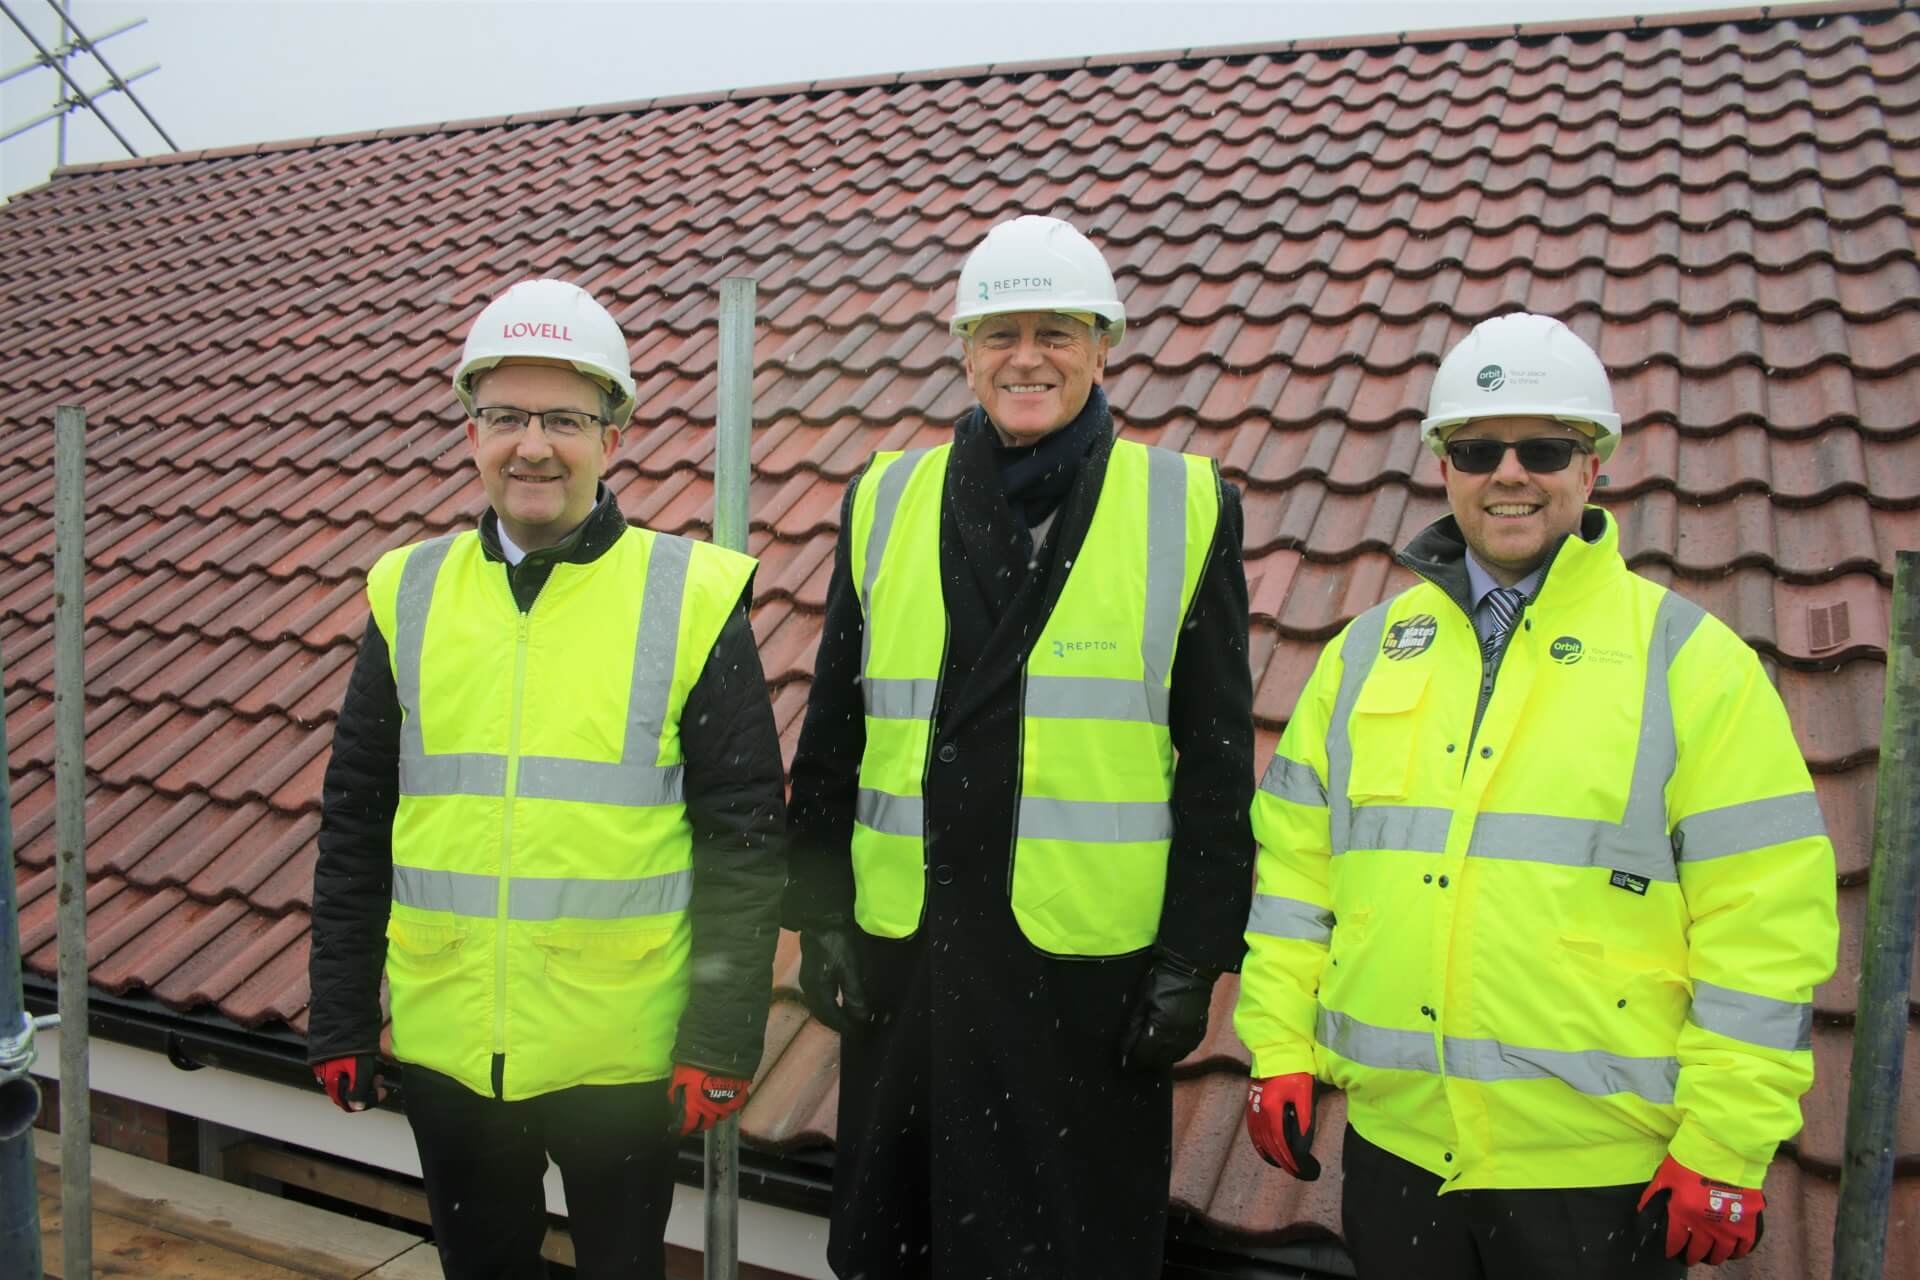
top-left (786, 412), bottom-right (1255, 1279)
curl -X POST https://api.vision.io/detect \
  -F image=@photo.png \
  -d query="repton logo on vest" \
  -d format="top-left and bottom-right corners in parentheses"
top-left (1381, 614), bottom-right (1438, 660)
top-left (1051, 638), bottom-right (1119, 659)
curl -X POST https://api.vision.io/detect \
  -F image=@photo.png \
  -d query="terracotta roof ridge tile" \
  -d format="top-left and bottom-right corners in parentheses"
top-left (41, 5), bottom-right (1905, 183)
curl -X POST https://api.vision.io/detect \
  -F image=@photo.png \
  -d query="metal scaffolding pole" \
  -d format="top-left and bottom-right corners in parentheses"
top-left (704, 277), bottom-right (756, 1280)
top-left (0, 634), bottom-right (46, 1280)
top-left (0, 1), bottom-right (138, 157)
top-left (1832, 548), bottom-right (1919, 1279)
top-left (55, 404), bottom-right (91, 1280)
top-left (46, 0), bottom-right (175, 150)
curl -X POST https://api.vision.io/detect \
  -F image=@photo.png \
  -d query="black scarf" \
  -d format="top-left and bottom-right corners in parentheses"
top-left (957, 386), bottom-right (1112, 535)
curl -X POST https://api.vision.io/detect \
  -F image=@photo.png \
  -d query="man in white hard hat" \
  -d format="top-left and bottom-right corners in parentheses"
top-left (1234, 312), bottom-right (1837, 1276)
top-left (306, 279), bottom-right (788, 1280)
top-left (785, 214), bottom-right (1255, 1278)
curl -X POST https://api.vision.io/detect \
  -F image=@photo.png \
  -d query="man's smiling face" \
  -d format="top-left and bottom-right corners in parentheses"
top-left (1440, 415), bottom-right (1600, 585)
top-left (962, 311), bottom-right (1108, 444)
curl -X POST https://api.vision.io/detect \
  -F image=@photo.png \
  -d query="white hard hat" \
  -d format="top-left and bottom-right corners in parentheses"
top-left (949, 215), bottom-right (1125, 344)
top-left (1421, 312), bottom-right (1622, 461)
top-left (452, 279), bottom-right (638, 427)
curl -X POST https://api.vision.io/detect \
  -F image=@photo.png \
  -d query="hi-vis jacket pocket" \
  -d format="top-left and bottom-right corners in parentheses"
top-left (385, 918), bottom-right (466, 974)
top-left (1347, 670), bottom-right (1429, 801)
top-left (531, 926), bottom-right (674, 987)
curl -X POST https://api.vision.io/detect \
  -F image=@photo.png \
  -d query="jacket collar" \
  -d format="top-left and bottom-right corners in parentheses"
top-left (1398, 506), bottom-right (1618, 617)
top-left (477, 482), bottom-right (626, 567)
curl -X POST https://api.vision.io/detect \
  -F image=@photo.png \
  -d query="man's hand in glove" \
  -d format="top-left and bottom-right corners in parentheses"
top-left (1636, 1154), bottom-right (1765, 1266)
top-left (1245, 1073), bottom-right (1321, 1180)
top-left (1119, 953), bottom-right (1216, 1072)
top-left (668, 1064), bottom-right (752, 1136)
top-left (798, 927), bottom-right (871, 1033)
top-left (312, 1054), bottom-right (384, 1113)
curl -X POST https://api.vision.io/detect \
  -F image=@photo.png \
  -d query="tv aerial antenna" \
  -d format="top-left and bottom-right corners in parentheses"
top-left (1, 0), bottom-right (175, 163)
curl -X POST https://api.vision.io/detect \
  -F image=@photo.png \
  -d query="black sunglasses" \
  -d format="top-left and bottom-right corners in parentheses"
top-left (1444, 437), bottom-right (1591, 474)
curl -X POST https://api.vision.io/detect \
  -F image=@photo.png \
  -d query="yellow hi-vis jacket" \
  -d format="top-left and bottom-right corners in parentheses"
top-left (1233, 510), bottom-right (1837, 1191)
top-left (846, 438), bottom-right (1219, 955)
top-left (365, 525), bottom-right (754, 1100)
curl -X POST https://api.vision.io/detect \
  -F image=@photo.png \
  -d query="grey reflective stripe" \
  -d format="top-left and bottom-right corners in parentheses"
top-left (392, 866), bottom-right (692, 921)
top-left (1247, 894), bottom-right (1333, 943)
top-left (1348, 805), bottom-right (1452, 853)
top-left (1141, 447), bottom-right (1188, 693)
top-left (1326, 593), bottom-right (1708, 872)
top-left (1316, 1006), bottom-right (1440, 1072)
top-left (1442, 1036), bottom-right (1679, 1103)
top-left (1258, 754), bottom-right (1326, 807)
top-left (392, 531), bottom-right (694, 806)
top-left (1017, 796), bottom-right (1174, 843)
top-left (858, 448), bottom-right (931, 682)
top-left (400, 752), bottom-right (506, 798)
top-left (857, 788), bottom-right (924, 837)
top-left (1461, 591), bottom-right (1703, 879)
top-left (1025, 674), bottom-right (1171, 725)
top-left (1690, 979), bottom-right (1814, 1052)
top-left (393, 533), bottom-right (461, 782)
top-left (1674, 792), bottom-right (1828, 864)
top-left (864, 677), bottom-right (938, 720)
top-left (1324, 603), bottom-right (1393, 854)
top-left (516, 757), bottom-right (685, 807)
top-left (393, 865), bottom-right (498, 917)
top-left (509, 870), bottom-right (693, 922)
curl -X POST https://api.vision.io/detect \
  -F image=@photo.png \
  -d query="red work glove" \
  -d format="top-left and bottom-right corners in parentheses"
top-left (1245, 1073), bottom-right (1321, 1181)
top-left (1636, 1154), bottom-right (1766, 1265)
top-left (312, 1054), bottom-right (382, 1112)
top-left (668, 1064), bottom-right (752, 1136)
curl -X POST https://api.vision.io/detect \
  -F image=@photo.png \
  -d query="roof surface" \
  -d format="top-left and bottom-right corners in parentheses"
top-left (2, 2), bottom-right (1917, 1274)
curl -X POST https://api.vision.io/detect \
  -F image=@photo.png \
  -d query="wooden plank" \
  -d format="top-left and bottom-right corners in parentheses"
top-left (36, 1130), bottom-right (428, 1277)
top-left (366, 1240), bottom-right (448, 1280)
top-left (39, 1174), bottom-right (319, 1279)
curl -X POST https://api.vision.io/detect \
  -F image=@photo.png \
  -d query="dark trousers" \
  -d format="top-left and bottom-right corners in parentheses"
top-left (1341, 1126), bottom-right (1683, 1280)
top-left (401, 1062), bottom-right (679, 1280)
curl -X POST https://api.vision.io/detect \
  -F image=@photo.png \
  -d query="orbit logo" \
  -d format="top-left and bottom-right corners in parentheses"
top-left (1476, 364), bottom-right (1506, 392)
top-left (1550, 636), bottom-right (1585, 665)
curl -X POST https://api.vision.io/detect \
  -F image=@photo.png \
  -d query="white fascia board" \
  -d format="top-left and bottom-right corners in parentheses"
top-left (32, 1029), bottom-right (832, 1279)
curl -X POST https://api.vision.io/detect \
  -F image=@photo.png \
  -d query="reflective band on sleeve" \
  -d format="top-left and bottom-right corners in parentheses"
top-left (1017, 796), bottom-right (1175, 843)
top-left (1025, 675), bottom-right (1171, 725)
top-left (1689, 979), bottom-right (1814, 1052)
top-left (864, 676), bottom-right (939, 720)
top-left (1346, 805), bottom-right (1452, 853)
top-left (1316, 1006), bottom-right (1440, 1073)
top-left (393, 865), bottom-right (499, 917)
top-left (1674, 792), bottom-right (1829, 864)
top-left (508, 869), bottom-right (694, 922)
top-left (515, 757), bottom-right (685, 808)
top-left (1140, 447), bottom-right (1187, 692)
top-left (1442, 1035), bottom-right (1679, 1102)
top-left (1259, 754), bottom-right (1326, 807)
top-left (400, 752), bottom-right (508, 798)
top-left (1248, 894), bottom-right (1334, 943)
top-left (856, 788), bottom-right (925, 837)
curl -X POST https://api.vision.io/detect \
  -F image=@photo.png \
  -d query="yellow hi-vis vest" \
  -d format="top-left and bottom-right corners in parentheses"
top-left (847, 438), bottom-right (1219, 956)
top-left (365, 525), bottom-right (754, 1100)
top-left (1233, 511), bottom-right (1837, 1191)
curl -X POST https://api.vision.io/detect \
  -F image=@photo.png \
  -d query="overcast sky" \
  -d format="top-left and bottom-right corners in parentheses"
top-left (3, 0), bottom-right (1757, 200)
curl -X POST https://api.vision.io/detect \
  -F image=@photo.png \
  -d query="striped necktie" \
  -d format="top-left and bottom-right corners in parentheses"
top-left (1481, 587), bottom-right (1525, 662)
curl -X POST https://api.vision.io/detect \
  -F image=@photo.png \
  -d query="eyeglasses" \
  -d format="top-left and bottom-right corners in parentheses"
top-left (1443, 437), bottom-right (1591, 474)
top-left (474, 405), bottom-right (603, 438)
